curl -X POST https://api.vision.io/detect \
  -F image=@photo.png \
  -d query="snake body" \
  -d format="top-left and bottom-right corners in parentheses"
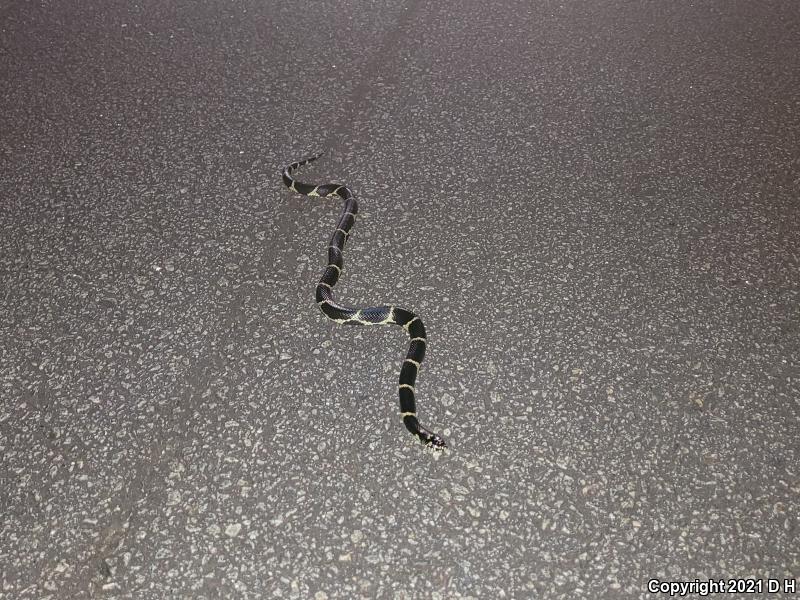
top-left (281, 154), bottom-right (446, 449)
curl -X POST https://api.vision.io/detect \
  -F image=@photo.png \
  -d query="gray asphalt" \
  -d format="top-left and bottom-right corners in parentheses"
top-left (2, 1), bottom-right (799, 598)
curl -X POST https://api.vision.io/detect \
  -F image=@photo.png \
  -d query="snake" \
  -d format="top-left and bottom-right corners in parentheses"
top-left (281, 153), bottom-right (446, 449)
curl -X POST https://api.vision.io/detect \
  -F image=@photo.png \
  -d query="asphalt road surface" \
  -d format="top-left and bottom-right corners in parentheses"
top-left (2, 1), bottom-right (799, 598)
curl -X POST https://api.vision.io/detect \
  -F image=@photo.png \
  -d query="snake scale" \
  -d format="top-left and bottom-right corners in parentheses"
top-left (281, 153), bottom-right (446, 449)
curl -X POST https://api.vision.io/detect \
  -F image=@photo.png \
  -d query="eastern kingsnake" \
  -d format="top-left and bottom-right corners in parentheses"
top-left (281, 153), bottom-right (446, 449)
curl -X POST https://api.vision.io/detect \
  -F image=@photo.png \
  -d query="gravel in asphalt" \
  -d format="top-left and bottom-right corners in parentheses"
top-left (1, 1), bottom-right (798, 598)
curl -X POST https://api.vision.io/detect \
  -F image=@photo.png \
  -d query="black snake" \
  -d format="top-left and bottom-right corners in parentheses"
top-left (281, 153), bottom-right (446, 449)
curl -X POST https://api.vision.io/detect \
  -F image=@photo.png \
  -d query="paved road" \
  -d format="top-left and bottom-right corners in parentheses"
top-left (2, 1), bottom-right (798, 598)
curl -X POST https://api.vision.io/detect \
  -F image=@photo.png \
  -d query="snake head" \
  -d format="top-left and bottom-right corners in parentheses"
top-left (422, 431), bottom-right (447, 451)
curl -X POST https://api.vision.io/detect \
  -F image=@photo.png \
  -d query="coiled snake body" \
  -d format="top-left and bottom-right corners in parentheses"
top-left (281, 154), bottom-right (446, 449)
